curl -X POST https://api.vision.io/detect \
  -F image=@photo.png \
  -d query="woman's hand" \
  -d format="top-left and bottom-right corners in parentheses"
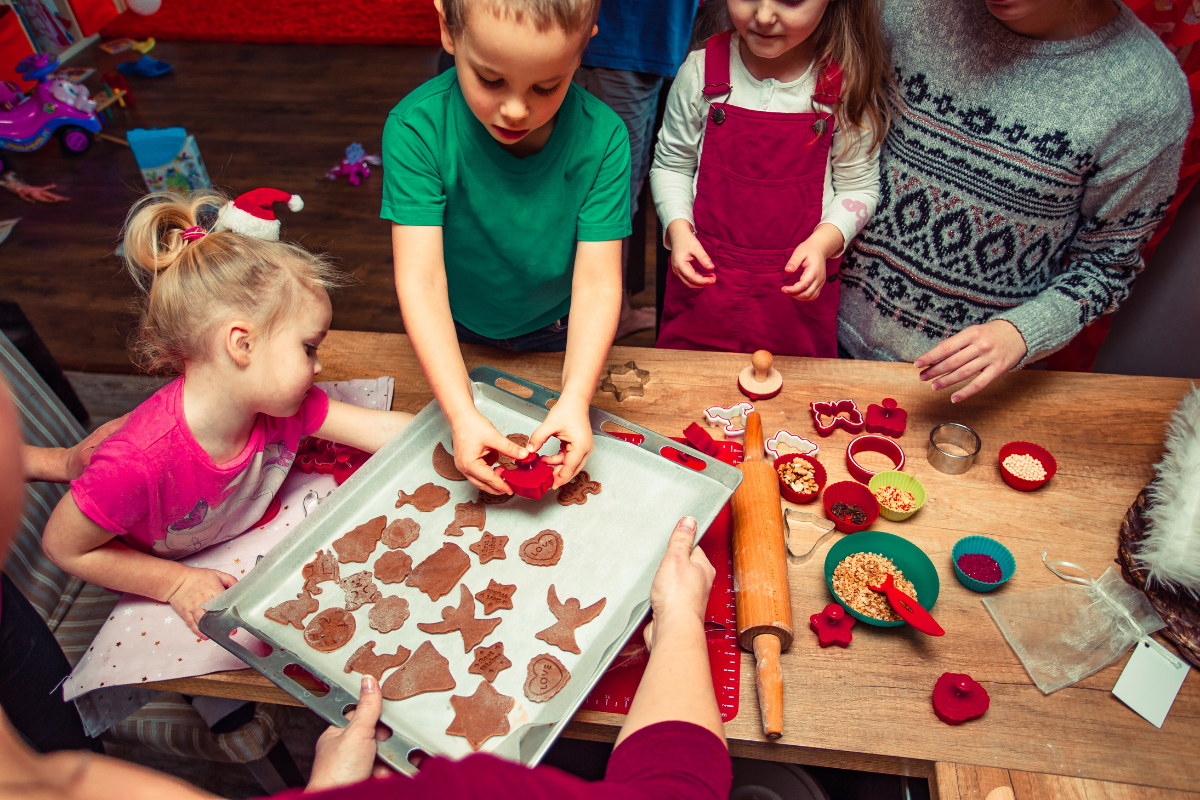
top-left (528, 397), bottom-right (594, 490)
top-left (914, 319), bottom-right (1028, 403)
top-left (165, 567), bottom-right (237, 638)
top-left (451, 411), bottom-right (528, 494)
top-left (783, 224), bottom-right (842, 301)
top-left (644, 517), bottom-right (715, 652)
top-left (666, 219), bottom-right (716, 289)
top-left (307, 676), bottom-right (395, 792)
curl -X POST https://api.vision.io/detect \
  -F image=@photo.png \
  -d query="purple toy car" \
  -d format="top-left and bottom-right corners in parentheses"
top-left (1, 53), bottom-right (101, 158)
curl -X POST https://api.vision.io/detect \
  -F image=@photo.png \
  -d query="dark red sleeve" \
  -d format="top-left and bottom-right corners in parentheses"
top-left (602, 721), bottom-right (731, 800)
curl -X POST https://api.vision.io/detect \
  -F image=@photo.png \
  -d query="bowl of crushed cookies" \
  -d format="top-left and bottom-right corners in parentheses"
top-left (824, 531), bottom-right (940, 627)
top-left (774, 453), bottom-right (826, 504)
top-left (998, 441), bottom-right (1057, 491)
top-left (868, 471), bottom-right (926, 522)
top-left (822, 480), bottom-right (880, 533)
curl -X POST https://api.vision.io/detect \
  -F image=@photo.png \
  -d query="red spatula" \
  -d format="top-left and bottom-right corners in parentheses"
top-left (868, 574), bottom-right (945, 636)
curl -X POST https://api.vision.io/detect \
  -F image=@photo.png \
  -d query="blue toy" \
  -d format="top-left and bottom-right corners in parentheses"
top-left (117, 56), bottom-right (173, 78)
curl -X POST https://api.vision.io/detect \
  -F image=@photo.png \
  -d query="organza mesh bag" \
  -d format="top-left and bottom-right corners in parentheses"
top-left (982, 554), bottom-right (1166, 694)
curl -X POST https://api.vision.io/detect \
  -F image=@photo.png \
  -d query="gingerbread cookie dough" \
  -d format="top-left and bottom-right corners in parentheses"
top-left (265, 591), bottom-right (318, 629)
top-left (417, 584), bottom-right (502, 652)
top-left (468, 642), bottom-right (512, 683)
top-left (368, 596), bottom-right (410, 634)
top-left (395, 483), bottom-right (451, 512)
top-left (519, 530), bottom-right (563, 567)
top-left (495, 433), bottom-right (530, 468)
top-left (474, 579), bottom-right (516, 615)
top-left (344, 640), bottom-right (411, 681)
top-left (444, 501), bottom-right (485, 537)
top-left (375, 551), bottom-right (412, 585)
top-left (535, 585), bottom-right (606, 654)
top-left (557, 471), bottom-right (601, 506)
top-left (303, 607), bottom-right (356, 653)
top-left (382, 518), bottom-right (420, 549)
top-left (381, 640), bottom-right (456, 702)
top-left (446, 681), bottom-right (514, 751)
top-left (524, 653), bottom-right (571, 703)
top-left (469, 531), bottom-right (507, 564)
top-left (405, 543), bottom-right (471, 602)
top-left (478, 489), bottom-right (513, 505)
top-left (333, 516), bottom-right (386, 564)
top-left (339, 571), bottom-right (383, 611)
top-left (432, 442), bottom-right (466, 481)
top-left (301, 550), bottom-right (340, 594)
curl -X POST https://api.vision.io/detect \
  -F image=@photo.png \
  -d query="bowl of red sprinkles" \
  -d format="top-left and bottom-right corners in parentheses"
top-left (952, 536), bottom-right (1015, 592)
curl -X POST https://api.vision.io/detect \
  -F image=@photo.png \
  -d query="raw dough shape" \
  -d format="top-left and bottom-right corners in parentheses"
top-left (303, 607), bottom-right (356, 653)
top-left (417, 583), bottom-right (503, 652)
top-left (535, 585), bottom-right (606, 654)
top-left (444, 501), bottom-right (485, 537)
top-left (381, 640), bottom-right (456, 701)
top-left (519, 530), bottom-right (564, 566)
top-left (301, 550), bottom-right (340, 594)
top-left (479, 489), bottom-right (514, 505)
top-left (368, 595), bottom-right (411, 633)
top-left (495, 433), bottom-right (530, 468)
top-left (405, 542), bottom-right (471, 601)
top-left (469, 531), bottom-right (508, 564)
top-left (557, 471), bottom-right (601, 506)
top-left (446, 680), bottom-right (514, 751)
top-left (599, 361), bottom-right (650, 401)
top-left (395, 482), bottom-right (451, 512)
top-left (265, 590), bottom-right (318, 629)
top-left (374, 549), bottom-right (414, 584)
top-left (332, 515), bottom-right (386, 563)
top-left (475, 579), bottom-right (516, 615)
top-left (382, 518), bottom-right (420, 549)
top-left (344, 640), bottom-right (411, 680)
top-left (468, 642), bottom-right (512, 683)
top-left (339, 571), bottom-right (383, 611)
top-left (432, 442), bottom-right (467, 481)
top-left (524, 653), bottom-right (571, 703)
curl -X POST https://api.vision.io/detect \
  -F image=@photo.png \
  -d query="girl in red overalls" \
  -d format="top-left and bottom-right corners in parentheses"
top-left (651, 0), bottom-right (891, 357)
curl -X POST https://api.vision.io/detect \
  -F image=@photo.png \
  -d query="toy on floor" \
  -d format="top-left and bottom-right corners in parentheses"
top-left (127, 127), bottom-right (212, 194)
top-left (326, 142), bottom-right (381, 186)
top-left (865, 398), bottom-right (907, 438)
top-left (738, 350), bottom-right (783, 400)
top-left (810, 603), bottom-right (854, 647)
top-left (117, 56), bottom-right (173, 78)
top-left (932, 673), bottom-right (990, 724)
top-left (0, 54), bottom-right (100, 158)
top-left (1, 171), bottom-right (68, 203)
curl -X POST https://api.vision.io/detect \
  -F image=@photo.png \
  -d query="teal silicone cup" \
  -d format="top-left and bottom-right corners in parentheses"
top-left (951, 535), bottom-right (1015, 592)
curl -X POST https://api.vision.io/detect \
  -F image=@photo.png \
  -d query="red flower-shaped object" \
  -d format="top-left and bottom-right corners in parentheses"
top-left (865, 398), bottom-right (908, 438)
top-left (810, 399), bottom-right (865, 437)
top-left (294, 438), bottom-right (370, 484)
top-left (932, 673), bottom-right (990, 725)
top-left (809, 603), bottom-right (854, 648)
top-left (496, 456), bottom-right (555, 500)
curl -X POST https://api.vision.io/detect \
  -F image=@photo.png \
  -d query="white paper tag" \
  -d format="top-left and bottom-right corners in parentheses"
top-left (1112, 637), bottom-right (1191, 728)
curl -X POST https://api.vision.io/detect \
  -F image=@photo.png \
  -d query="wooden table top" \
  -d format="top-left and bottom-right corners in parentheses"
top-left (150, 331), bottom-right (1198, 793)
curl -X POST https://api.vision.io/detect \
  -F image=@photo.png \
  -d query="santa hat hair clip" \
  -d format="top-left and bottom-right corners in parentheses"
top-left (212, 187), bottom-right (304, 241)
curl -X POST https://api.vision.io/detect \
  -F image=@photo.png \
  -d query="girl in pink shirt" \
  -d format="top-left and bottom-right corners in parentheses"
top-left (42, 189), bottom-right (414, 637)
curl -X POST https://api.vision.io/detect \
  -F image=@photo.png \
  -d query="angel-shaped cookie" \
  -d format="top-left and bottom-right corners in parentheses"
top-left (534, 585), bottom-right (606, 655)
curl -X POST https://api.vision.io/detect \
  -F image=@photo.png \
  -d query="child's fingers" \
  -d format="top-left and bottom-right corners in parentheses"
top-left (784, 251), bottom-right (808, 274)
top-left (217, 571), bottom-right (238, 589)
top-left (673, 260), bottom-right (710, 289)
top-left (184, 612), bottom-right (204, 639)
top-left (694, 244), bottom-right (715, 272)
top-left (643, 618), bottom-right (657, 653)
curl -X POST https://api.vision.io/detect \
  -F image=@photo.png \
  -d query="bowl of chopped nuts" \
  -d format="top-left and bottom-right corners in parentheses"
top-left (998, 441), bottom-right (1057, 491)
top-left (822, 480), bottom-right (880, 533)
top-left (774, 453), bottom-right (826, 503)
top-left (868, 471), bottom-right (926, 522)
top-left (824, 531), bottom-right (940, 627)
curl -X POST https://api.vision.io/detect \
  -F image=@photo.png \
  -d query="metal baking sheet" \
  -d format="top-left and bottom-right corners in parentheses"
top-left (201, 366), bottom-right (741, 774)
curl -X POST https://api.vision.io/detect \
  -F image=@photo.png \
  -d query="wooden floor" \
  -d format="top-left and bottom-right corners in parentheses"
top-left (0, 41), bottom-right (656, 374)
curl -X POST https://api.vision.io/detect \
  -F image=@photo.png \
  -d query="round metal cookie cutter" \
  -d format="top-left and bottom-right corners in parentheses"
top-left (927, 423), bottom-right (981, 474)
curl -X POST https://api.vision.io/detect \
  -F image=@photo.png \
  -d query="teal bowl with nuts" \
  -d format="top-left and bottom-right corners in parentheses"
top-left (824, 531), bottom-right (940, 628)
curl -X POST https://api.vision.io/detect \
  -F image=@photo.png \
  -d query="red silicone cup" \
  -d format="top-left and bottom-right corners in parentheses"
top-left (822, 480), bottom-right (880, 533)
top-left (845, 434), bottom-right (905, 484)
top-left (998, 441), bottom-right (1057, 491)
top-left (774, 453), bottom-right (827, 504)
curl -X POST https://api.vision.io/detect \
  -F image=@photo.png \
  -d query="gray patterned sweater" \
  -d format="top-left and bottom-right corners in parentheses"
top-left (838, 0), bottom-right (1191, 364)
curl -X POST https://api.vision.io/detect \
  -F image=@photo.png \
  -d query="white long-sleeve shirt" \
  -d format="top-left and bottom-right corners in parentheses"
top-left (650, 34), bottom-right (881, 254)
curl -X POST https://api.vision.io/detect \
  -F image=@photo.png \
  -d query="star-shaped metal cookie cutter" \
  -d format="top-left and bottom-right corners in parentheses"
top-left (599, 361), bottom-right (650, 401)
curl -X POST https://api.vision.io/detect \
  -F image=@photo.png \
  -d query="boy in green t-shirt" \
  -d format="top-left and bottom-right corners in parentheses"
top-left (383, 0), bottom-right (631, 495)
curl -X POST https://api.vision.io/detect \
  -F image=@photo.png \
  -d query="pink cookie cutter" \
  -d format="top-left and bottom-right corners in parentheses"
top-left (765, 430), bottom-right (820, 461)
top-left (811, 399), bottom-right (865, 437)
top-left (704, 402), bottom-right (755, 437)
top-left (845, 434), bottom-right (905, 484)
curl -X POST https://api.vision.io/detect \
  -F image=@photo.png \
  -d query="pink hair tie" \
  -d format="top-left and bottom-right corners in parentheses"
top-left (180, 226), bottom-right (207, 242)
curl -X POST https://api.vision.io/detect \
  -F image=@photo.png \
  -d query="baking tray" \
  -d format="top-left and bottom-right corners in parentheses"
top-left (200, 366), bottom-right (742, 773)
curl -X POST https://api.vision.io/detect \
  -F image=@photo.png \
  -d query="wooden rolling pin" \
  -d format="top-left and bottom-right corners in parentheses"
top-left (730, 410), bottom-right (793, 739)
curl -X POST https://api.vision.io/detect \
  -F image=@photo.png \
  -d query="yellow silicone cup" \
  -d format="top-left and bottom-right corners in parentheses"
top-left (868, 470), bottom-right (927, 522)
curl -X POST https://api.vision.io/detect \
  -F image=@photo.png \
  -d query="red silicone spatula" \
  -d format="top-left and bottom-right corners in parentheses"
top-left (868, 574), bottom-right (945, 636)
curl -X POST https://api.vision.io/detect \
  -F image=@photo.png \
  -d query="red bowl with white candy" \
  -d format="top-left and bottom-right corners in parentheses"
top-left (998, 441), bottom-right (1057, 491)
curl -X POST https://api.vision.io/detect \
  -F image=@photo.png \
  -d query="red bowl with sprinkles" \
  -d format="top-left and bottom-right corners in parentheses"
top-left (998, 441), bottom-right (1057, 491)
top-left (774, 453), bottom-right (827, 504)
top-left (822, 480), bottom-right (880, 534)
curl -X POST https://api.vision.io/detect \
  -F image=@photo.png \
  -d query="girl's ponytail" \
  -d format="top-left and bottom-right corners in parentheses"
top-left (122, 190), bottom-right (224, 289)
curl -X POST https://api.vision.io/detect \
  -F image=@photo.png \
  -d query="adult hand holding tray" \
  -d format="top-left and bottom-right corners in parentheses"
top-left (200, 366), bottom-right (741, 773)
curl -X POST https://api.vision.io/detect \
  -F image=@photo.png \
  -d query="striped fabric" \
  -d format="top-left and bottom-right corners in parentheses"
top-left (107, 694), bottom-right (282, 763)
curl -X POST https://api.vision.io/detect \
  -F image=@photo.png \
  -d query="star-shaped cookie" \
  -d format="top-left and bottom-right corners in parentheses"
top-left (445, 681), bottom-right (514, 751)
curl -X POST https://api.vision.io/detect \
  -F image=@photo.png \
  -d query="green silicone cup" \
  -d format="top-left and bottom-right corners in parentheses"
top-left (951, 535), bottom-right (1015, 592)
top-left (867, 471), bottom-right (927, 522)
top-left (824, 531), bottom-right (940, 627)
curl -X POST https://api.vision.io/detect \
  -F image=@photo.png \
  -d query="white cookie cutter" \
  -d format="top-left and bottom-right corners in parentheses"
top-left (703, 402), bottom-right (755, 437)
top-left (765, 430), bottom-right (820, 461)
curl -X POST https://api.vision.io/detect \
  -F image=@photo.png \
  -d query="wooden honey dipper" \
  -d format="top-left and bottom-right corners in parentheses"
top-left (730, 409), bottom-right (792, 739)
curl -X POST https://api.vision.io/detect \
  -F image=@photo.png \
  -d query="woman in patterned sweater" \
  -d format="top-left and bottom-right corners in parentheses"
top-left (839, 0), bottom-right (1191, 401)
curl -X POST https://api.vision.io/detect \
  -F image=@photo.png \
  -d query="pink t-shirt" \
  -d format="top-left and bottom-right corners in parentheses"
top-left (71, 378), bottom-right (329, 559)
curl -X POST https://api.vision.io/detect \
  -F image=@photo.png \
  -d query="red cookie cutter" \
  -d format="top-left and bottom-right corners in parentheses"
top-left (764, 430), bottom-right (819, 461)
top-left (496, 454), bottom-right (555, 500)
top-left (846, 434), bottom-right (905, 484)
top-left (810, 603), bottom-right (854, 647)
top-left (294, 438), bottom-right (371, 484)
top-left (932, 673), bottom-right (990, 725)
top-left (865, 398), bottom-right (908, 438)
top-left (811, 399), bottom-right (865, 437)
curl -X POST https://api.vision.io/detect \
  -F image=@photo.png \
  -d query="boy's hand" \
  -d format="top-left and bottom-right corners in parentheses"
top-left (914, 319), bottom-right (1027, 403)
top-left (643, 517), bottom-right (715, 652)
top-left (666, 219), bottom-right (716, 289)
top-left (781, 239), bottom-right (828, 301)
top-left (166, 567), bottom-right (237, 638)
top-left (65, 414), bottom-right (130, 481)
top-left (529, 398), bottom-right (593, 490)
top-left (307, 676), bottom-right (395, 792)
top-left (452, 411), bottom-right (528, 494)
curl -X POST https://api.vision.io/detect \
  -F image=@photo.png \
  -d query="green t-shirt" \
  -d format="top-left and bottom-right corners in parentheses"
top-left (381, 69), bottom-right (632, 339)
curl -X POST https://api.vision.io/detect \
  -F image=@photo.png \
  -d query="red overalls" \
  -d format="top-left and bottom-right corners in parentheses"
top-left (657, 32), bottom-right (843, 358)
